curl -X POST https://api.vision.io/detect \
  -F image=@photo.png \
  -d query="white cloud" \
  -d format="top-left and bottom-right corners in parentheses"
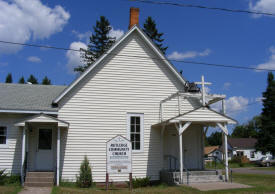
top-left (205, 86), bottom-right (211, 94)
top-left (223, 82), bottom-right (231, 90)
top-left (211, 96), bottom-right (249, 115)
top-left (167, 49), bottom-right (211, 60)
top-left (66, 42), bottom-right (87, 73)
top-left (72, 30), bottom-right (92, 43)
top-left (109, 27), bottom-right (124, 40)
top-left (0, 0), bottom-right (70, 54)
top-left (27, 56), bottom-right (41, 63)
top-left (256, 46), bottom-right (275, 71)
top-left (249, 0), bottom-right (275, 17)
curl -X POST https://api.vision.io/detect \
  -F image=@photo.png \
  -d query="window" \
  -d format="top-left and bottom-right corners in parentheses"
top-left (250, 151), bottom-right (255, 158)
top-left (237, 151), bottom-right (244, 157)
top-left (127, 113), bottom-right (144, 152)
top-left (0, 126), bottom-right (7, 145)
top-left (38, 129), bottom-right (52, 150)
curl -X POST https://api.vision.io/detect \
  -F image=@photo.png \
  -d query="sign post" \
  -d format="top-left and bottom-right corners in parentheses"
top-left (106, 135), bottom-right (132, 190)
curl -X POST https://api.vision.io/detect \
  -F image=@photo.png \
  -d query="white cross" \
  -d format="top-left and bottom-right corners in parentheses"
top-left (195, 75), bottom-right (212, 106)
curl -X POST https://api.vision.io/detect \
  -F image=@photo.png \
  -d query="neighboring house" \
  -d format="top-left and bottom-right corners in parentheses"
top-left (228, 138), bottom-right (272, 161)
top-left (204, 146), bottom-right (223, 161)
top-left (0, 8), bottom-right (237, 185)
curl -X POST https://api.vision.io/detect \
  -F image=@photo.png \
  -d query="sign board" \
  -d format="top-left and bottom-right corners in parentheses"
top-left (106, 135), bottom-right (132, 174)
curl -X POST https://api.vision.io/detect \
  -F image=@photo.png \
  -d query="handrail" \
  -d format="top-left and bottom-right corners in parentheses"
top-left (205, 156), bottom-right (233, 183)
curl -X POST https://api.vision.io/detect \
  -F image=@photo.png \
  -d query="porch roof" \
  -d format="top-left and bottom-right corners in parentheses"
top-left (14, 113), bottom-right (69, 128)
top-left (153, 106), bottom-right (237, 128)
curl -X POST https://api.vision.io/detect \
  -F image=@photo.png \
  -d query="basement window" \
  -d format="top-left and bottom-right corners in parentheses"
top-left (127, 113), bottom-right (144, 152)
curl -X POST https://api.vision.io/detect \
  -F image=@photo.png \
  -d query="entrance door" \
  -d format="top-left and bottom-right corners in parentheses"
top-left (35, 128), bottom-right (54, 171)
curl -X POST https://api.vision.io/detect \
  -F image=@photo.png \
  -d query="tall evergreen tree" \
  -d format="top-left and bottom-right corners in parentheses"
top-left (18, 76), bottom-right (25, 84)
top-left (256, 72), bottom-right (275, 155)
top-left (27, 74), bottom-right (38, 84)
top-left (75, 16), bottom-right (115, 73)
top-left (5, 73), bottom-right (12, 83)
top-left (143, 16), bottom-right (168, 54)
top-left (42, 76), bottom-right (51, 85)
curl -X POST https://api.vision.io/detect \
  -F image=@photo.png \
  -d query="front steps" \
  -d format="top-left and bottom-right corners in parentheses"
top-left (24, 172), bottom-right (54, 187)
top-left (160, 170), bottom-right (224, 185)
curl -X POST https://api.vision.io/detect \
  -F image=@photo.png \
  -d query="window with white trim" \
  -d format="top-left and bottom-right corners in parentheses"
top-left (0, 126), bottom-right (7, 145)
top-left (127, 113), bottom-right (144, 152)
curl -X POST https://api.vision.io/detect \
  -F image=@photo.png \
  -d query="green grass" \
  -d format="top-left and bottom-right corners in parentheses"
top-left (51, 173), bottom-right (275, 194)
top-left (0, 185), bottom-right (21, 194)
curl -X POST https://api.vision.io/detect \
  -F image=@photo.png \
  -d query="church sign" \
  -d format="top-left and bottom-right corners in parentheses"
top-left (106, 135), bottom-right (132, 174)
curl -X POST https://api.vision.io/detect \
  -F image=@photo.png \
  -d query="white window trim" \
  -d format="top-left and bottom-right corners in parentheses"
top-left (127, 113), bottom-right (144, 153)
top-left (0, 126), bottom-right (9, 148)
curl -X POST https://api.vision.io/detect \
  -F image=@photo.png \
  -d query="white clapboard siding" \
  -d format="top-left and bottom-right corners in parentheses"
top-left (0, 114), bottom-right (26, 174)
top-left (58, 31), bottom-right (199, 182)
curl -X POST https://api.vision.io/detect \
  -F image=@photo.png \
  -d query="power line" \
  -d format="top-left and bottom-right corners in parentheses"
top-left (0, 40), bottom-right (275, 72)
top-left (129, 0), bottom-right (275, 17)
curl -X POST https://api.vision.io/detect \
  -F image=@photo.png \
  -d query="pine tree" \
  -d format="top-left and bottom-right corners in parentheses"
top-left (18, 76), bottom-right (25, 84)
top-left (75, 16), bottom-right (115, 73)
top-left (5, 73), bottom-right (12, 83)
top-left (27, 74), bottom-right (38, 84)
top-left (76, 156), bottom-right (93, 188)
top-left (256, 72), bottom-right (275, 155)
top-left (143, 16), bottom-right (168, 54)
top-left (42, 76), bottom-right (51, 85)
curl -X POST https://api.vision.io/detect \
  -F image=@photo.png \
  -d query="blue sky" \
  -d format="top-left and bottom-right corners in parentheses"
top-left (0, 0), bottom-right (275, 132)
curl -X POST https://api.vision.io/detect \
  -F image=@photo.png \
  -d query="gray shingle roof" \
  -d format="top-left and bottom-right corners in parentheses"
top-left (0, 83), bottom-right (67, 112)
top-left (228, 138), bottom-right (257, 149)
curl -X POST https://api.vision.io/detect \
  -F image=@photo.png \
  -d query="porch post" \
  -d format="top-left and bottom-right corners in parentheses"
top-left (222, 99), bottom-right (229, 181)
top-left (57, 127), bottom-right (60, 186)
top-left (178, 123), bottom-right (183, 184)
top-left (21, 126), bottom-right (26, 185)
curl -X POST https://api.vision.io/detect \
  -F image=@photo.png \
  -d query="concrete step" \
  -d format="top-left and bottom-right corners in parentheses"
top-left (182, 175), bottom-right (223, 183)
top-left (24, 182), bottom-right (54, 187)
top-left (26, 172), bottom-right (54, 178)
top-left (183, 170), bottom-right (221, 176)
top-left (25, 177), bottom-right (54, 183)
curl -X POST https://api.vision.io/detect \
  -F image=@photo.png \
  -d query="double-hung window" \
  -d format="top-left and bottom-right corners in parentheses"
top-left (127, 113), bottom-right (144, 152)
top-left (0, 126), bottom-right (7, 146)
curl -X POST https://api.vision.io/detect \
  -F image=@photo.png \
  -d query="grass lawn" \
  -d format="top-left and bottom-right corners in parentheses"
top-left (0, 185), bottom-right (21, 194)
top-left (52, 173), bottom-right (275, 194)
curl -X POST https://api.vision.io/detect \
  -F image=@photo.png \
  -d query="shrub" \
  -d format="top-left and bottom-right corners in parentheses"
top-left (0, 169), bottom-right (7, 185)
top-left (76, 156), bottom-right (93, 188)
top-left (130, 177), bottom-right (150, 188)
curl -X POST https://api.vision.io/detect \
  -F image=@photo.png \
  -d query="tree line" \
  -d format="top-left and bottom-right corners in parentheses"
top-left (4, 73), bottom-right (51, 85)
top-left (76, 16), bottom-right (167, 73)
top-left (206, 72), bottom-right (275, 156)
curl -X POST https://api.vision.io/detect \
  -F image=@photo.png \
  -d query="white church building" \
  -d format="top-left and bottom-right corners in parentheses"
top-left (0, 8), bottom-right (236, 186)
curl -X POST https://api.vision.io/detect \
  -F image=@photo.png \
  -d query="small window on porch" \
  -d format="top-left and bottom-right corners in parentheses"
top-left (0, 126), bottom-right (7, 145)
top-left (127, 113), bottom-right (144, 152)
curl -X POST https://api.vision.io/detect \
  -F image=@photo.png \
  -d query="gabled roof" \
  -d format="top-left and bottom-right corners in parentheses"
top-left (228, 138), bottom-right (257, 149)
top-left (0, 83), bottom-right (66, 114)
top-left (53, 25), bottom-right (186, 104)
top-left (204, 146), bottom-right (220, 155)
top-left (168, 107), bottom-right (237, 124)
top-left (14, 113), bottom-right (69, 128)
